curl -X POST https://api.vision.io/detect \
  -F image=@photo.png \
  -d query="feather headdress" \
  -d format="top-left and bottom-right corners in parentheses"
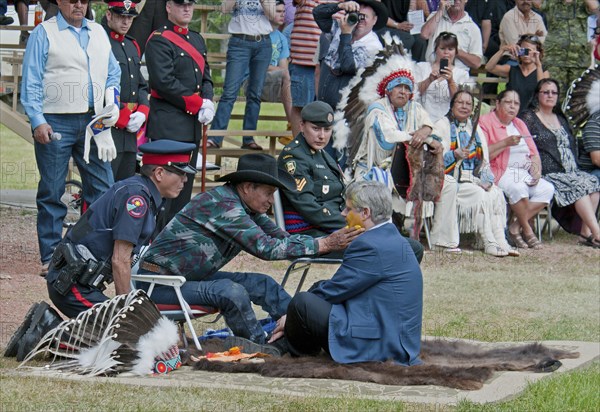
top-left (563, 64), bottom-right (600, 131)
top-left (333, 33), bottom-right (414, 166)
top-left (19, 290), bottom-right (180, 376)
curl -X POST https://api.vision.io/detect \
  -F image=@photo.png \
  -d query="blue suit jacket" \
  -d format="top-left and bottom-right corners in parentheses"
top-left (311, 222), bottom-right (423, 365)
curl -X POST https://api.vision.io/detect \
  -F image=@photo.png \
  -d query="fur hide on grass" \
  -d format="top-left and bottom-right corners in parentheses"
top-left (191, 339), bottom-right (579, 390)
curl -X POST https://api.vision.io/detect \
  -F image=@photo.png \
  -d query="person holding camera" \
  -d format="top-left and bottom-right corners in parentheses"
top-left (313, 0), bottom-right (388, 110)
top-left (416, 31), bottom-right (470, 123)
top-left (485, 34), bottom-right (549, 115)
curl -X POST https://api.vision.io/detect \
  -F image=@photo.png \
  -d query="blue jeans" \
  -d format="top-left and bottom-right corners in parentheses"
top-left (0, 0), bottom-right (7, 15)
top-left (210, 36), bottom-right (272, 146)
top-left (139, 270), bottom-right (291, 344)
top-left (35, 113), bottom-right (114, 263)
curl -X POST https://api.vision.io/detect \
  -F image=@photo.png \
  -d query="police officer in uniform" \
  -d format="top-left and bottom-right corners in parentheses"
top-left (277, 101), bottom-right (346, 238)
top-left (46, 140), bottom-right (197, 318)
top-left (103, 0), bottom-right (150, 181)
top-left (145, 0), bottom-right (214, 228)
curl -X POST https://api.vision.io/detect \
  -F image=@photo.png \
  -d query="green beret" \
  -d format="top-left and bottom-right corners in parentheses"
top-left (301, 101), bottom-right (334, 127)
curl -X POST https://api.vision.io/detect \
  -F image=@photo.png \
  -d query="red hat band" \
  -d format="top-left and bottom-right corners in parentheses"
top-left (142, 153), bottom-right (191, 166)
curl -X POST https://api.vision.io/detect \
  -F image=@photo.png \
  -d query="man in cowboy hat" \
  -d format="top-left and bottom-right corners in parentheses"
top-left (314, 0), bottom-right (388, 111)
top-left (5, 140), bottom-right (196, 361)
top-left (102, 0), bottom-right (151, 181)
top-left (139, 153), bottom-right (363, 353)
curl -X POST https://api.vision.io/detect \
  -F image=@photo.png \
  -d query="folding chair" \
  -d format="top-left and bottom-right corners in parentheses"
top-left (131, 273), bottom-right (218, 351)
top-left (281, 257), bottom-right (343, 295)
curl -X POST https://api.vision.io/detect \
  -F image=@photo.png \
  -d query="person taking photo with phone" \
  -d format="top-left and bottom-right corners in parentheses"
top-left (486, 34), bottom-right (549, 115)
top-left (416, 31), bottom-right (470, 123)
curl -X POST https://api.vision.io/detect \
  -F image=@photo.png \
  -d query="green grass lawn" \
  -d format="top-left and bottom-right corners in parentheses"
top-left (0, 124), bottom-right (38, 190)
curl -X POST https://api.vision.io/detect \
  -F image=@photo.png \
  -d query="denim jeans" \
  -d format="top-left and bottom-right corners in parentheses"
top-left (210, 36), bottom-right (271, 146)
top-left (139, 270), bottom-right (291, 344)
top-left (35, 113), bottom-right (114, 263)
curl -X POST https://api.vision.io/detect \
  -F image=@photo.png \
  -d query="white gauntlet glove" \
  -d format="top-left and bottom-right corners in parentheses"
top-left (197, 99), bottom-right (215, 124)
top-left (103, 86), bottom-right (120, 127)
top-left (84, 117), bottom-right (117, 163)
top-left (126, 111), bottom-right (146, 133)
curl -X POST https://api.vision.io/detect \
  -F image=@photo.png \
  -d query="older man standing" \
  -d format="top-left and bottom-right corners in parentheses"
top-left (21, 0), bottom-right (121, 276)
top-left (420, 0), bottom-right (483, 72)
top-left (499, 0), bottom-right (546, 49)
top-left (139, 153), bottom-right (362, 353)
top-left (145, 0), bottom-right (214, 227)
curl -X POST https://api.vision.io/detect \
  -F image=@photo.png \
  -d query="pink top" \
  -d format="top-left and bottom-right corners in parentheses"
top-left (479, 111), bottom-right (540, 184)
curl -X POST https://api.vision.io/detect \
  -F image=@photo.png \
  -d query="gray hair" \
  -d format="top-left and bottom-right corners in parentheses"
top-left (345, 180), bottom-right (392, 224)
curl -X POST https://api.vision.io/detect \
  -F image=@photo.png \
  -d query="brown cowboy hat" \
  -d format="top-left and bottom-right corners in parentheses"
top-left (217, 153), bottom-right (296, 192)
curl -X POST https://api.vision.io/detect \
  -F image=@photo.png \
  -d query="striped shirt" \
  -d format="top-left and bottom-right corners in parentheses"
top-left (580, 112), bottom-right (600, 172)
top-left (290, 0), bottom-right (324, 66)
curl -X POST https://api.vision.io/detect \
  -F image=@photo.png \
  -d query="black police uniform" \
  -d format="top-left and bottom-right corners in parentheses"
top-left (145, 21), bottom-right (213, 227)
top-left (103, 23), bottom-right (150, 181)
top-left (278, 134), bottom-right (346, 237)
top-left (46, 175), bottom-right (163, 318)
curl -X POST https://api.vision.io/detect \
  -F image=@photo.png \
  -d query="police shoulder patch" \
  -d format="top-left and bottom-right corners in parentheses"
top-left (126, 195), bottom-right (148, 218)
top-left (285, 161), bottom-right (296, 175)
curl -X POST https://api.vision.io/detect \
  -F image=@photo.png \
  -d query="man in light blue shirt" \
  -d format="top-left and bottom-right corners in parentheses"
top-left (21, 0), bottom-right (121, 276)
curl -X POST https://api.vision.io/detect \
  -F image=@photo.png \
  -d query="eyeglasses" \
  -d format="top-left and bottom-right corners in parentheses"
top-left (519, 34), bottom-right (541, 43)
top-left (540, 90), bottom-right (559, 96)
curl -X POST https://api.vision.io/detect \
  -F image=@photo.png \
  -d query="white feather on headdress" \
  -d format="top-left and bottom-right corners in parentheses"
top-left (19, 290), bottom-right (180, 377)
top-left (586, 79), bottom-right (600, 116)
top-left (564, 65), bottom-right (600, 131)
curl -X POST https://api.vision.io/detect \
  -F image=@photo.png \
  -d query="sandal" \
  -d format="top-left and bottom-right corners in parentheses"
top-left (508, 231), bottom-right (528, 249)
top-left (523, 233), bottom-right (543, 250)
top-left (578, 235), bottom-right (600, 249)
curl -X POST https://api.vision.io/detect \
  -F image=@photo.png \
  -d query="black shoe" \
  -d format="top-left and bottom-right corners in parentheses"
top-left (16, 302), bottom-right (63, 362)
top-left (270, 337), bottom-right (290, 355)
top-left (222, 336), bottom-right (281, 357)
top-left (0, 15), bottom-right (14, 25)
top-left (4, 303), bottom-right (40, 358)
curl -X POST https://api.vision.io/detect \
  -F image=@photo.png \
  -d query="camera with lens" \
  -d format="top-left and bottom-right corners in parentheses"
top-left (347, 12), bottom-right (365, 25)
top-left (517, 47), bottom-right (529, 56)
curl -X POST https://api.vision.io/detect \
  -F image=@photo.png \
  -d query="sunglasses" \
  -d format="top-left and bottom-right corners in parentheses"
top-left (540, 90), bottom-right (559, 96)
top-left (519, 34), bottom-right (541, 43)
top-left (68, 0), bottom-right (89, 4)
top-left (439, 31), bottom-right (457, 39)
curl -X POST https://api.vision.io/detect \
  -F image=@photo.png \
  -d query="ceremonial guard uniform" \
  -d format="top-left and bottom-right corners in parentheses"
top-left (278, 137), bottom-right (346, 236)
top-left (103, 0), bottom-right (150, 181)
top-left (145, 5), bottom-right (213, 225)
top-left (46, 141), bottom-right (197, 318)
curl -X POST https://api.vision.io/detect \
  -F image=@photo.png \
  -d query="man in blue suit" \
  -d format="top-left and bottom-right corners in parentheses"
top-left (270, 180), bottom-right (423, 365)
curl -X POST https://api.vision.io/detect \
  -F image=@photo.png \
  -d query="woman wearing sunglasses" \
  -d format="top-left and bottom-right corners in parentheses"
top-left (485, 34), bottom-right (549, 115)
top-left (416, 31), bottom-right (471, 123)
top-left (520, 79), bottom-right (600, 248)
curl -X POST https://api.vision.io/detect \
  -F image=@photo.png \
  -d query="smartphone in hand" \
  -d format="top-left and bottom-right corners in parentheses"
top-left (440, 58), bottom-right (448, 72)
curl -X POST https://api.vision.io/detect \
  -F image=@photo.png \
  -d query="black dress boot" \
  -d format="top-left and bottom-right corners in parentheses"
top-left (16, 302), bottom-right (63, 361)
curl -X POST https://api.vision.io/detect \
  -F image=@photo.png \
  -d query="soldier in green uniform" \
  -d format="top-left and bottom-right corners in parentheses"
top-left (278, 101), bottom-right (425, 262)
top-left (278, 101), bottom-right (346, 237)
top-left (543, 0), bottom-right (599, 92)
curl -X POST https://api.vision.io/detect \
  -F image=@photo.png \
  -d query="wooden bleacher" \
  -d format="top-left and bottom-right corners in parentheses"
top-left (0, 5), bottom-right (504, 191)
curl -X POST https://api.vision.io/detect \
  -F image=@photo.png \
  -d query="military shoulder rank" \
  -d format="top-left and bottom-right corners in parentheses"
top-left (296, 177), bottom-right (307, 192)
